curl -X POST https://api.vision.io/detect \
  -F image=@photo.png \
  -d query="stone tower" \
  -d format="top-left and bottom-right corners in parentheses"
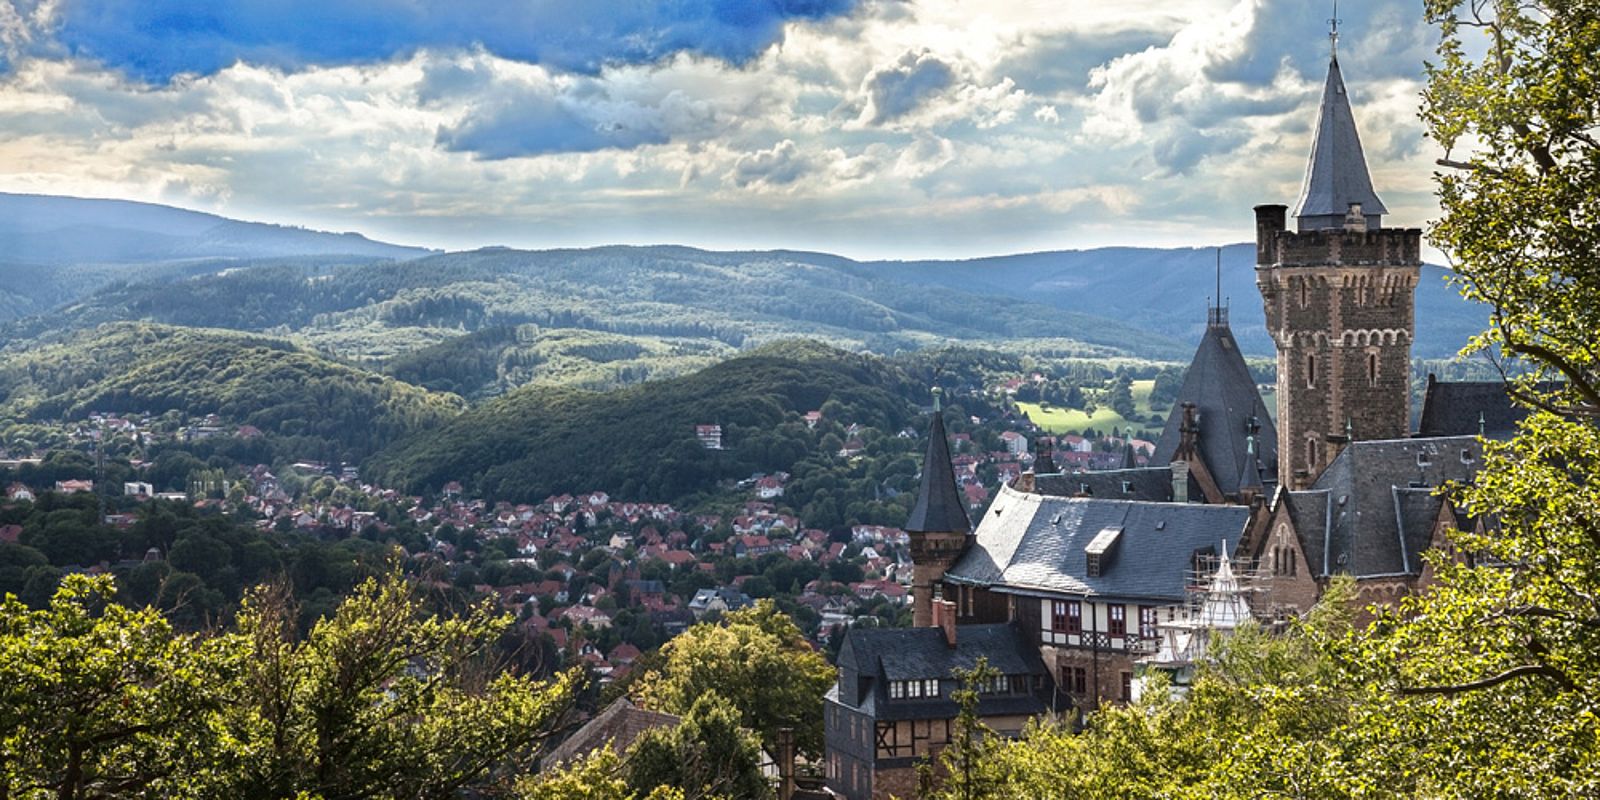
top-left (904, 405), bottom-right (971, 627)
top-left (1255, 54), bottom-right (1421, 490)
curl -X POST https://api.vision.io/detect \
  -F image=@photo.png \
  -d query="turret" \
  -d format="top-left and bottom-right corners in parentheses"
top-left (905, 399), bottom-right (971, 628)
top-left (1256, 53), bottom-right (1421, 489)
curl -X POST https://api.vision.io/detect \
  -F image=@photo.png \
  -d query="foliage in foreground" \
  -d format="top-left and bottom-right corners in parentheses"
top-left (632, 599), bottom-right (836, 760)
top-left (0, 570), bottom-right (579, 800)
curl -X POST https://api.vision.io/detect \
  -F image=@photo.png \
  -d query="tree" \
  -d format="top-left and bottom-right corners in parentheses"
top-left (0, 568), bottom-right (582, 799)
top-left (625, 692), bottom-right (769, 800)
top-left (0, 575), bottom-right (217, 799)
top-left (632, 600), bottom-right (834, 759)
top-left (1334, 3), bottom-right (1600, 795)
top-left (1424, 0), bottom-right (1600, 421)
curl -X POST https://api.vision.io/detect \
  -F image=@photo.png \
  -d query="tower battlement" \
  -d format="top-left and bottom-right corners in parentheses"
top-left (1255, 204), bottom-right (1421, 268)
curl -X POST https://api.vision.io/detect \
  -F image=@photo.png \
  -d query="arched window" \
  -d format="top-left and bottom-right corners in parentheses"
top-left (1306, 438), bottom-right (1318, 471)
top-left (1289, 549), bottom-right (1297, 576)
top-left (1368, 352), bottom-right (1378, 387)
top-left (1299, 278), bottom-right (1310, 308)
top-left (1306, 353), bottom-right (1317, 388)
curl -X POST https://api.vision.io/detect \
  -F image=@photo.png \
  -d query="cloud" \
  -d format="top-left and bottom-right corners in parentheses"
top-left (0, 0), bottom-right (1444, 260)
top-left (430, 53), bottom-right (793, 159)
top-left (730, 139), bottom-right (811, 187)
top-left (40, 0), bottom-right (862, 83)
top-left (856, 49), bottom-right (955, 125)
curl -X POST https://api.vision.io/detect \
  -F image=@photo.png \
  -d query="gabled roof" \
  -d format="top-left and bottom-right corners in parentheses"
top-left (1287, 436), bottom-right (1479, 578)
top-left (944, 485), bottom-right (1251, 602)
top-left (905, 412), bottom-right (971, 534)
top-left (1416, 376), bottom-right (1536, 439)
top-left (1152, 320), bottom-right (1277, 497)
top-left (1293, 57), bottom-right (1388, 230)
top-left (833, 622), bottom-right (1056, 721)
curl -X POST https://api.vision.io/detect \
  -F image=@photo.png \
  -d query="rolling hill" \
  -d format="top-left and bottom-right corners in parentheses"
top-left (366, 340), bottom-right (918, 504)
top-left (0, 323), bottom-right (463, 462)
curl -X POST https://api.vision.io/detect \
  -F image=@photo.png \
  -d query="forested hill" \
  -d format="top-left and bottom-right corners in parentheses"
top-left (0, 192), bottom-right (432, 321)
top-left (0, 323), bottom-right (462, 462)
top-left (366, 340), bottom-right (920, 504)
top-left (870, 244), bottom-right (1485, 358)
top-left (3, 244), bottom-right (1192, 370)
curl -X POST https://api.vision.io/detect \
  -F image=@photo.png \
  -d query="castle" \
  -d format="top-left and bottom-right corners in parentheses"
top-left (824, 43), bottom-right (1520, 800)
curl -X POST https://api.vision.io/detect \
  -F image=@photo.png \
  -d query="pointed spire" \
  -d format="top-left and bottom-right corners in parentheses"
top-left (1292, 53), bottom-right (1388, 232)
top-left (905, 408), bottom-right (971, 534)
top-left (1237, 420), bottom-right (1264, 495)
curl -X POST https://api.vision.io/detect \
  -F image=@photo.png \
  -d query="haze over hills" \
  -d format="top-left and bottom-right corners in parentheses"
top-left (0, 193), bottom-right (1487, 374)
top-left (0, 192), bottom-right (434, 321)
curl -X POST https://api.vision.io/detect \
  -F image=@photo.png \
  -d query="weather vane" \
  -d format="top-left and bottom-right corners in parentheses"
top-left (1329, 0), bottom-right (1342, 59)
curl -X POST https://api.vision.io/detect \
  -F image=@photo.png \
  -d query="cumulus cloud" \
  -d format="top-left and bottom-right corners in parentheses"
top-left (857, 49), bottom-right (955, 125)
top-left (0, 0), bottom-right (1443, 259)
top-left (730, 139), bottom-right (812, 187)
top-left (38, 0), bottom-right (862, 83)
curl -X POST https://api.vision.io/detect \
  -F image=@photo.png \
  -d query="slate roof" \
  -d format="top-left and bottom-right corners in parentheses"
top-left (1034, 467), bottom-right (1173, 502)
top-left (944, 485), bottom-right (1251, 603)
top-left (833, 622), bottom-right (1058, 722)
top-left (1416, 377), bottom-right (1535, 440)
top-left (542, 698), bottom-right (680, 769)
top-left (1293, 56), bottom-right (1388, 230)
top-left (905, 412), bottom-right (971, 534)
top-left (1152, 320), bottom-right (1277, 498)
top-left (1288, 436), bottom-right (1480, 578)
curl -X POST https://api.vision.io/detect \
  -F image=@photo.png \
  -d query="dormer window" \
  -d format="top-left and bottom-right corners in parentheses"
top-left (1086, 527), bottom-right (1123, 577)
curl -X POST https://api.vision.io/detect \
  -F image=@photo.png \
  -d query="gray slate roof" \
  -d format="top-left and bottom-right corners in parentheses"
top-left (1152, 320), bottom-right (1277, 497)
top-left (833, 622), bottom-right (1056, 721)
top-left (1416, 377), bottom-right (1532, 440)
top-left (944, 485), bottom-right (1251, 602)
top-left (1289, 436), bottom-right (1480, 577)
top-left (1293, 57), bottom-right (1388, 230)
top-left (1034, 467), bottom-right (1173, 502)
top-left (905, 411), bottom-right (971, 534)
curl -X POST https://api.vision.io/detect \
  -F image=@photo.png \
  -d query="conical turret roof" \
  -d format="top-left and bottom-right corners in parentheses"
top-left (905, 411), bottom-right (971, 534)
top-left (1293, 57), bottom-right (1387, 231)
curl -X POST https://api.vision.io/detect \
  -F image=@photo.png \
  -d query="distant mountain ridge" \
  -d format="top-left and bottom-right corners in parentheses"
top-left (0, 192), bottom-right (434, 321)
top-left (0, 192), bottom-right (433, 264)
top-left (0, 192), bottom-right (1488, 365)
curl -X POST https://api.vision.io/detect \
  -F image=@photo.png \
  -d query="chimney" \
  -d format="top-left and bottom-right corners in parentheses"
top-left (1033, 436), bottom-right (1056, 475)
top-left (777, 727), bottom-right (796, 800)
top-left (933, 599), bottom-right (957, 648)
top-left (1171, 460), bottom-right (1189, 504)
top-left (1254, 204), bottom-right (1287, 264)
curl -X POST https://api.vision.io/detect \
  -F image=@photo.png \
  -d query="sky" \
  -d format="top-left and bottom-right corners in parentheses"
top-left (0, 0), bottom-right (1442, 259)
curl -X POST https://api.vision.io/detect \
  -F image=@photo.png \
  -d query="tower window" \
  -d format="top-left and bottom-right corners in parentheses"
top-left (1306, 438), bottom-right (1318, 471)
top-left (1299, 278), bottom-right (1309, 308)
top-left (1306, 353), bottom-right (1317, 388)
top-left (1368, 352), bottom-right (1378, 387)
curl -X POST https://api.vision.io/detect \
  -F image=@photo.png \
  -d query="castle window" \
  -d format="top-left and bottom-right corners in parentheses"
top-left (1108, 604), bottom-right (1126, 637)
top-left (1290, 549), bottom-right (1298, 576)
top-left (1368, 352), bottom-right (1378, 386)
top-left (1061, 665), bottom-right (1087, 694)
top-left (1052, 599), bottom-right (1082, 634)
top-left (1306, 439), bottom-right (1318, 471)
top-left (1306, 353), bottom-right (1317, 388)
top-left (1139, 606), bottom-right (1157, 639)
top-left (1299, 278), bottom-right (1309, 308)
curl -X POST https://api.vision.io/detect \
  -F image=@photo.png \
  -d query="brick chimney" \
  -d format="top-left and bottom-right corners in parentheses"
top-left (932, 599), bottom-right (957, 648)
top-left (1171, 460), bottom-right (1189, 504)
